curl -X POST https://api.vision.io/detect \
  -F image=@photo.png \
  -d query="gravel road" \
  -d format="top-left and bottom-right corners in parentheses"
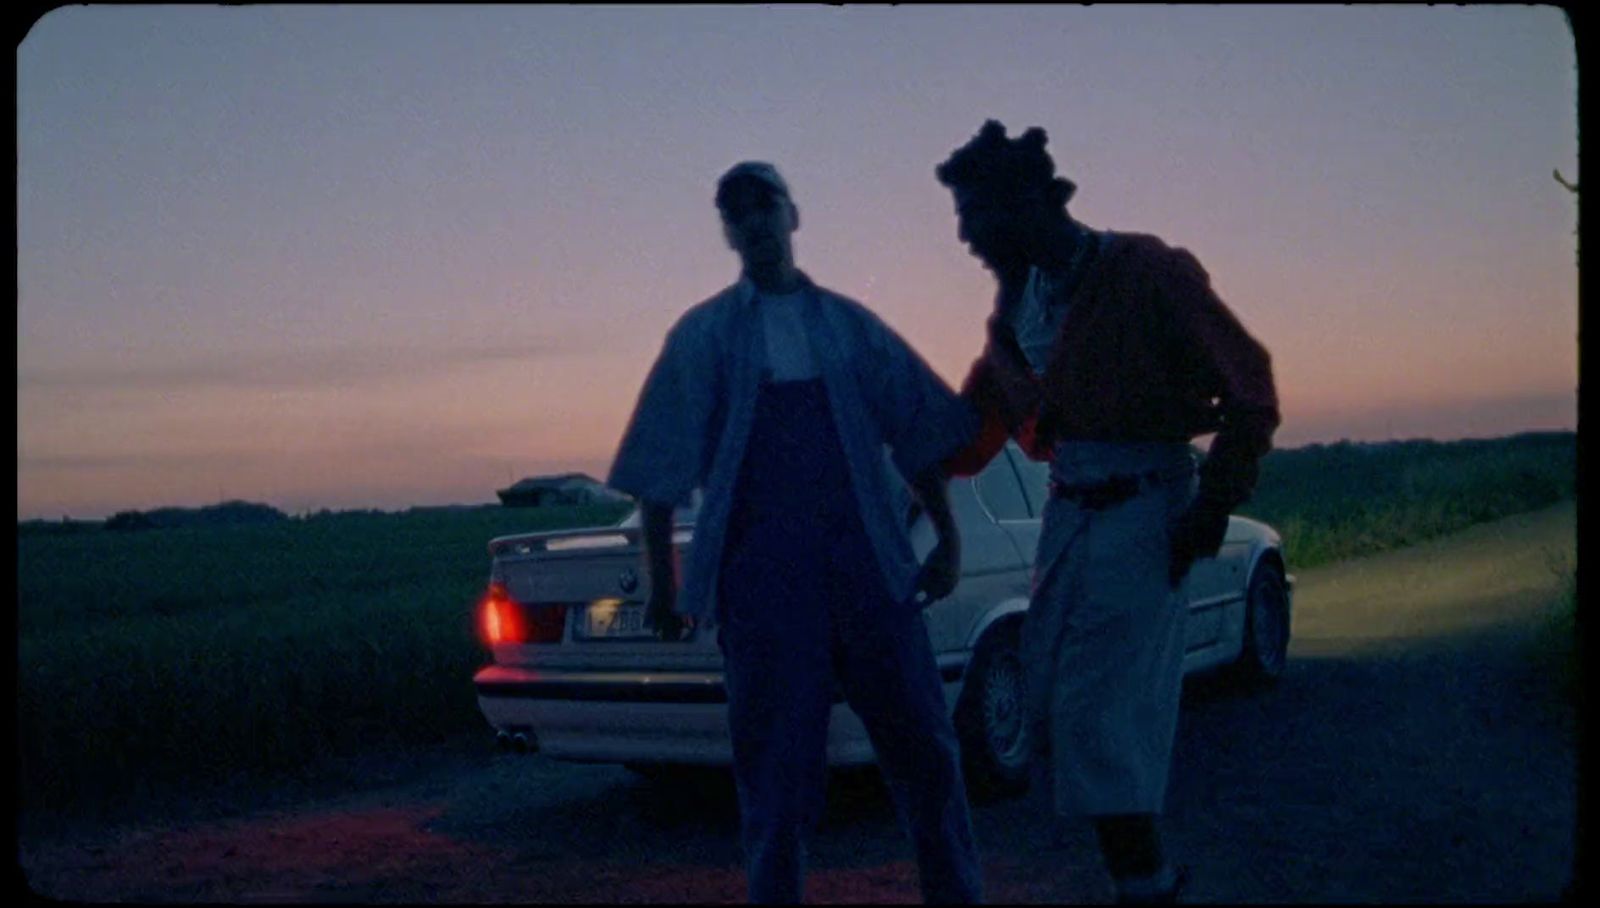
top-left (18, 502), bottom-right (1578, 903)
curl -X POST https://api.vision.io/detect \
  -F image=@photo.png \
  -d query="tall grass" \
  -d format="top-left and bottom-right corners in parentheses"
top-left (17, 503), bottom-right (630, 816)
top-left (1235, 432), bottom-right (1575, 569)
top-left (15, 432), bottom-right (1576, 817)
top-left (17, 504), bottom-right (629, 637)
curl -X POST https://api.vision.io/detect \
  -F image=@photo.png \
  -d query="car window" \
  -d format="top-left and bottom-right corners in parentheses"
top-left (974, 453), bottom-right (1030, 521)
top-left (1007, 444), bottom-right (1051, 517)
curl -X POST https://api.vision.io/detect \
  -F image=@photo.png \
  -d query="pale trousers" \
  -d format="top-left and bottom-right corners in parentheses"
top-left (1023, 442), bottom-right (1197, 817)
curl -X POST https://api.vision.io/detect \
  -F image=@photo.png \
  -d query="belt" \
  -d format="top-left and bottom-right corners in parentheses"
top-left (1049, 465), bottom-right (1193, 511)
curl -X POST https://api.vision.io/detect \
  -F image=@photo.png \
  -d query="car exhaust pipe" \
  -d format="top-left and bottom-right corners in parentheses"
top-left (496, 730), bottom-right (512, 751)
top-left (511, 732), bottom-right (530, 754)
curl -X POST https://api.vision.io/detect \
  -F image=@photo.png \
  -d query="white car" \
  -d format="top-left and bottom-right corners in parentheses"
top-left (473, 441), bottom-right (1293, 794)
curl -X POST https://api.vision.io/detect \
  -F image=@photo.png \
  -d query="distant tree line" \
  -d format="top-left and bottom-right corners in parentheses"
top-left (17, 430), bottom-right (1574, 537)
top-left (52, 500), bottom-right (291, 533)
top-left (103, 500), bottom-right (287, 532)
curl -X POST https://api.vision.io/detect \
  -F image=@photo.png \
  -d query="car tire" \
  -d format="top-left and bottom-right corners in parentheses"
top-left (1229, 560), bottom-right (1291, 686)
top-left (954, 619), bottom-right (1032, 801)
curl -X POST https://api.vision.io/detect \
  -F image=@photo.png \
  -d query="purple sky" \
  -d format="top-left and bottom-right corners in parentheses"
top-left (17, 6), bottom-right (1578, 519)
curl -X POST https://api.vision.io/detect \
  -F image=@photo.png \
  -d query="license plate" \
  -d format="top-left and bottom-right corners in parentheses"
top-left (579, 600), bottom-right (655, 640)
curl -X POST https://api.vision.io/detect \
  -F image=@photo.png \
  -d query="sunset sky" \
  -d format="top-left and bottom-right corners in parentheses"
top-left (17, 6), bottom-right (1578, 520)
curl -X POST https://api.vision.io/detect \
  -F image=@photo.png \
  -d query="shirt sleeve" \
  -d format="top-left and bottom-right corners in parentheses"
top-left (944, 323), bottom-right (1045, 477)
top-left (1160, 247), bottom-right (1281, 512)
top-left (861, 314), bottom-right (979, 483)
top-left (606, 316), bottom-right (719, 508)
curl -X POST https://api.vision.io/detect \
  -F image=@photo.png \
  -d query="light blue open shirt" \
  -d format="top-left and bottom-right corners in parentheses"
top-left (607, 273), bottom-right (978, 622)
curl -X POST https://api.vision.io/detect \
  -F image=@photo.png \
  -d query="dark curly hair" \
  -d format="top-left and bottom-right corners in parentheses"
top-left (935, 119), bottom-right (1076, 209)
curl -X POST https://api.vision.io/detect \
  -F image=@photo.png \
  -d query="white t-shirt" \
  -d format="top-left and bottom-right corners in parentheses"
top-left (1008, 267), bottom-right (1069, 378)
top-left (757, 289), bottom-right (819, 380)
top-left (1006, 231), bottom-right (1100, 377)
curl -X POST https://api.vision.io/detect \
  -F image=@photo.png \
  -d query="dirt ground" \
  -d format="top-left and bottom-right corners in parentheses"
top-left (17, 502), bottom-right (1578, 903)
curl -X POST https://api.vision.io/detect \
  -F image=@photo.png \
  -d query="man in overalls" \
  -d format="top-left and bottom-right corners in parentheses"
top-left (934, 122), bottom-right (1280, 904)
top-left (607, 161), bottom-right (985, 904)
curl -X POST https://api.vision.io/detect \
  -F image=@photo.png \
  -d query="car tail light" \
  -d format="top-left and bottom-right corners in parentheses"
top-left (480, 582), bottom-right (568, 645)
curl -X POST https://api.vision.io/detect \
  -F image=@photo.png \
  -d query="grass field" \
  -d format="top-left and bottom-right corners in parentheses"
top-left (1235, 432), bottom-right (1575, 569)
top-left (16, 432), bottom-right (1576, 817)
top-left (18, 503), bottom-right (632, 816)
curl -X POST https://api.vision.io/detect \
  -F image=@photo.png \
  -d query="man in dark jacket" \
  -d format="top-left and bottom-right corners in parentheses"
top-left (936, 120), bottom-right (1280, 904)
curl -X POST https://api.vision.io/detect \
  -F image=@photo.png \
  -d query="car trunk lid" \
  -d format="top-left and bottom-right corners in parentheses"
top-left (486, 526), bottom-right (722, 671)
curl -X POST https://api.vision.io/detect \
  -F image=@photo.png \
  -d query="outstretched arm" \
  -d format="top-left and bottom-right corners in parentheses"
top-left (944, 327), bottom-right (1043, 477)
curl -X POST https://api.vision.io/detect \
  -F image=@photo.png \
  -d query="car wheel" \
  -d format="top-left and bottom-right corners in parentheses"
top-left (1231, 560), bottom-right (1290, 686)
top-left (954, 620), bottom-right (1032, 800)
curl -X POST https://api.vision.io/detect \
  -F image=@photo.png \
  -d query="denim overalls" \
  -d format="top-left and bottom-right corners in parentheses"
top-left (715, 377), bottom-right (984, 904)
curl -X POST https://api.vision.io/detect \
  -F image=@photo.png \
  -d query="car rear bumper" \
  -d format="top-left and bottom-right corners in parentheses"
top-left (474, 661), bottom-right (964, 767)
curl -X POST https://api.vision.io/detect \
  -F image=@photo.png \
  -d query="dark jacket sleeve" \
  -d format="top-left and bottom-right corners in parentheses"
top-left (945, 357), bottom-right (1013, 477)
top-left (944, 325), bottom-right (1044, 477)
top-left (1160, 247), bottom-right (1280, 512)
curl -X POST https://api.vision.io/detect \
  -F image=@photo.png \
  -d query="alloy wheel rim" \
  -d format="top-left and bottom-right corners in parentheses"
top-left (983, 653), bottom-right (1029, 766)
top-left (1254, 575), bottom-right (1288, 674)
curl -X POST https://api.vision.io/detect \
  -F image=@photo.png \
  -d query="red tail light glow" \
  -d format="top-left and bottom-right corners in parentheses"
top-left (480, 582), bottom-right (568, 646)
top-left (481, 583), bottom-right (519, 645)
